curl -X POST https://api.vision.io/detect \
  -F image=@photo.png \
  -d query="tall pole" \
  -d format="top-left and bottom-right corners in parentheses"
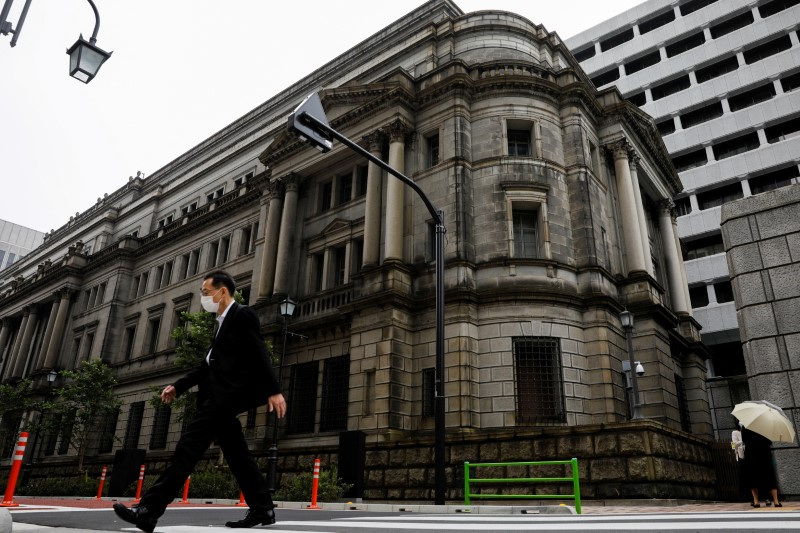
top-left (624, 325), bottom-right (642, 419)
top-left (266, 312), bottom-right (288, 493)
top-left (297, 111), bottom-right (447, 504)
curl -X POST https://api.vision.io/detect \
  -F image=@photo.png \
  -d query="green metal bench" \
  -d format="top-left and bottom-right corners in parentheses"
top-left (463, 458), bottom-right (581, 514)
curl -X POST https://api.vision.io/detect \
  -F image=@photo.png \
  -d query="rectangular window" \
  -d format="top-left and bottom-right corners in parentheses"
top-left (651, 75), bottom-right (691, 99)
top-left (219, 235), bottom-right (230, 265)
top-left (319, 355), bottom-right (350, 432)
top-left (319, 181), bottom-right (332, 212)
top-left (153, 266), bottom-right (163, 290)
top-left (684, 233), bottom-right (725, 260)
top-left (58, 410), bottom-right (76, 455)
top-left (689, 285), bottom-right (710, 308)
top-left (680, 0), bottom-right (717, 16)
top-left (240, 225), bottom-right (253, 256)
top-left (123, 402), bottom-right (145, 449)
top-left (337, 172), bottom-right (353, 205)
top-left (513, 210), bottom-right (539, 258)
top-left (363, 370), bottom-right (375, 415)
top-left (780, 71), bottom-right (800, 93)
top-left (43, 413), bottom-right (60, 456)
top-left (656, 118), bottom-right (676, 136)
top-left (426, 133), bottom-right (440, 167)
top-left (695, 56), bottom-right (739, 83)
top-left (149, 404), bottom-right (171, 450)
top-left (507, 129), bottom-right (531, 156)
top-left (422, 367), bottom-right (435, 418)
top-left (600, 27), bottom-right (634, 51)
top-left (208, 241), bottom-right (219, 269)
top-left (749, 165), bottom-right (799, 194)
top-left (178, 254), bottom-right (190, 281)
top-left (744, 34), bottom-right (792, 64)
top-left (145, 317), bottom-right (161, 354)
top-left (573, 46), bottom-right (595, 62)
top-left (665, 32), bottom-right (705, 58)
top-left (189, 249), bottom-right (200, 277)
top-left (760, 0), bottom-right (800, 18)
top-left (674, 197), bottom-right (692, 217)
top-left (591, 67), bottom-right (620, 87)
top-left (728, 83), bottom-right (776, 111)
top-left (698, 182), bottom-right (743, 209)
top-left (96, 283), bottom-right (106, 306)
top-left (710, 11), bottom-right (754, 39)
top-left (5, 253), bottom-right (14, 267)
top-left (626, 91), bottom-right (647, 106)
top-left (355, 165), bottom-right (368, 197)
top-left (624, 50), bottom-right (661, 75)
top-left (351, 239), bottom-right (364, 275)
top-left (514, 337), bottom-right (565, 423)
top-left (139, 272), bottom-right (149, 297)
top-left (82, 331), bottom-right (95, 362)
top-left (122, 325), bottom-right (136, 361)
top-left (714, 280), bottom-right (734, 303)
top-left (712, 132), bottom-right (760, 160)
top-left (765, 117), bottom-right (800, 144)
top-left (130, 276), bottom-right (140, 300)
top-left (97, 408), bottom-right (119, 454)
top-left (680, 101), bottom-right (724, 128)
top-left (312, 252), bottom-right (324, 292)
top-left (287, 361), bottom-right (319, 434)
top-left (331, 246), bottom-right (347, 287)
top-left (672, 148), bottom-right (708, 172)
top-left (638, 10), bottom-right (675, 34)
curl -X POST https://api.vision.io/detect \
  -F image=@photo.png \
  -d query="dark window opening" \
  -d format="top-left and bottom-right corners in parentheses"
top-left (332, 246), bottom-right (347, 287)
top-left (680, 0), bottom-right (718, 16)
top-left (122, 326), bottom-right (136, 361)
top-left (513, 210), bottom-right (539, 258)
top-left (97, 409), bottom-right (119, 454)
top-left (675, 197), bottom-right (692, 216)
top-left (600, 27), bottom-right (634, 51)
top-left (337, 173), bottom-right (352, 205)
top-left (689, 285), bottom-right (710, 308)
top-left (508, 129), bottom-right (532, 156)
top-left (319, 355), bottom-right (350, 432)
top-left (573, 46), bottom-right (596, 62)
top-left (765, 116), bottom-right (800, 143)
top-left (781, 71), bottom-right (800, 93)
top-left (728, 83), bottom-right (777, 111)
top-left (698, 182), bottom-right (744, 209)
top-left (627, 92), bottom-right (647, 106)
top-left (123, 402), bottom-right (145, 449)
top-left (591, 67), bottom-right (620, 87)
top-left (355, 165), bottom-right (368, 197)
top-left (712, 132), bottom-right (760, 160)
top-left (312, 253), bottom-right (324, 292)
top-left (665, 32), bottom-right (706, 57)
top-left (639, 10), bottom-right (676, 34)
top-left (672, 148), bottom-right (708, 172)
top-left (287, 361), bottom-right (319, 434)
top-left (695, 56), bottom-right (739, 83)
top-left (759, 0), bottom-right (800, 18)
top-left (710, 11), bottom-right (754, 39)
top-left (657, 118), bottom-right (676, 136)
top-left (625, 50), bottom-right (661, 75)
top-left (319, 181), bottom-right (332, 212)
top-left (714, 280), bottom-right (734, 303)
top-left (680, 101), bottom-right (724, 128)
top-left (710, 341), bottom-right (747, 377)
top-left (422, 368), bottom-right (435, 418)
top-left (674, 374), bottom-right (692, 432)
top-left (426, 133), bottom-right (440, 167)
top-left (58, 411), bottom-right (75, 455)
top-left (743, 34), bottom-right (792, 64)
top-left (652, 75), bottom-right (691, 100)
top-left (684, 233), bottom-right (725, 260)
top-left (749, 165), bottom-right (799, 194)
top-left (514, 337), bottom-right (565, 423)
top-left (145, 317), bottom-right (161, 355)
top-left (149, 405), bottom-right (171, 450)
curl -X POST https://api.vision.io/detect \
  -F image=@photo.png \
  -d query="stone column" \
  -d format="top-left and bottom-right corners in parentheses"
top-left (0, 319), bottom-right (11, 378)
top-left (273, 174), bottom-right (301, 296)
top-left (672, 217), bottom-right (693, 317)
top-left (11, 306), bottom-right (38, 378)
top-left (362, 132), bottom-right (385, 267)
top-left (43, 290), bottom-right (72, 369)
top-left (384, 121), bottom-right (408, 262)
top-left (3, 313), bottom-right (27, 381)
top-left (628, 152), bottom-right (653, 276)
top-left (610, 141), bottom-right (647, 274)
top-left (257, 180), bottom-right (284, 299)
top-left (35, 299), bottom-right (61, 371)
top-left (658, 201), bottom-right (689, 314)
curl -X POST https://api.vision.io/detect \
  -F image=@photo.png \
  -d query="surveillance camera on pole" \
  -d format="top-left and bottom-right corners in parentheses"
top-left (287, 93), bottom-right (333, 153)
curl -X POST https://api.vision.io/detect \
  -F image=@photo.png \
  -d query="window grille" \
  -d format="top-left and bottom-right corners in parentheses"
top-left (320, 355), bottom-right (350, 432)
top-left (781, 71), bottom-right (800, 93)
top-left (671, 148), bottom-right (708, 172)
top-left (697, 182), bottom-right (743, 209)
top-left (287, 361), bottom-right (319, 434)
top-left (332, 247), bottom-right (347, 287)
top-left (123, 401), bottom-right (145, 449)
top-left (150, 404), bottom-right (171, 450)
top-left (674, 197), bottom-right (692, 217)
top-left (98, 408), bottom-right (119, 453)
top-left (765, 116), bottom-right (800, 144)
top-left (513, 337), bottom-right (565, 423)
top-left (422, 367), bottom-right (436, 418)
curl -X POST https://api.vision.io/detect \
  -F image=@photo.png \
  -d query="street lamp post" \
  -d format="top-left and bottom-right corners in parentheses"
top-left (266, 297), bottom-right (296, 493)
top-left (620, 310), bottom-right (643, 419)
top-left (21, 369), bottom-right (58, 485)
top-left (288, 93), bottom-right (447, 504)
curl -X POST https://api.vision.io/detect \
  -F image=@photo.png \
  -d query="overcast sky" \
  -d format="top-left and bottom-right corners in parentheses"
top-left (1, 0), bottom-right (643, 234)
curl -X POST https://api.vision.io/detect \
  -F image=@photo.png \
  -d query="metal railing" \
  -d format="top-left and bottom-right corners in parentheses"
top-left (463, 458), bottom-right (581, 514)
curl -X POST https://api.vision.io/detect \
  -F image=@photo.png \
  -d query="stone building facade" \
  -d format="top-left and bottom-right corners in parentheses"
top-left (0, 0), bottom-right (714, 500)
top-left (720, 183), bottom-right (800, 497)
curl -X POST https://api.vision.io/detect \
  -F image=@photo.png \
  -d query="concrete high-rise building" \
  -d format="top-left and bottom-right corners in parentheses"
top-left (568, 0), bottom-right (800, 441)
top-left (0, 219), bottom-right (45, 273)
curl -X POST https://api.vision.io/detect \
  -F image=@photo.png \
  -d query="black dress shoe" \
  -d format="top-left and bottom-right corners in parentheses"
top-left (113, 503), bottom-right (158, 533)
top-left (225, 508), bottom-right (276, 528)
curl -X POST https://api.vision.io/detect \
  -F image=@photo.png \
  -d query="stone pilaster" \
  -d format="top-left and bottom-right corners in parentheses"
top-left (43, 289), bottom-right (72, 370)
top-left (35, 298), bottom-right (61, 371)
top-left (11, 305), bottom-right (38, 378)
top-left (273, 174), bottom-right (301, 296)
top-left (384, 120), bottom-right (409, 262)
top-left (628, 152), bottom-right (653, 276)
top-left (257, 179), bottom-right (284, 300)
top-left (362, 131), bottom-right (385, 267)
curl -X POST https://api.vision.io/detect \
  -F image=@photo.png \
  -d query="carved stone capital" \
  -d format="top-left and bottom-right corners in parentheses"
top-left (362, 131), bottom-right (386, 153)
top-left (265, 178), bottom-right (285, 200)
top-left (281, 172), bottom-right (302, 193)
top-left (606, 139), bottom-right (630, 161)
top-left (384, 118), bottom-right (412, 143)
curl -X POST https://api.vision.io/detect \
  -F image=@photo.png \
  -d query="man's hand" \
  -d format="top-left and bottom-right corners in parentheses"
top-left (161, 385), bottom-right (177, 405)
top-left (268, 393), bottom-right (287, 418)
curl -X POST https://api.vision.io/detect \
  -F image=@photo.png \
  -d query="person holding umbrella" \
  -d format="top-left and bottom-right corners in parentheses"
top-left (732, 400), bottom-right (795, 508)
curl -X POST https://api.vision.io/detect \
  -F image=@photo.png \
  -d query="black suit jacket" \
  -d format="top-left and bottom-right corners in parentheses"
top-left (173, 303), bottom-right (280, 415)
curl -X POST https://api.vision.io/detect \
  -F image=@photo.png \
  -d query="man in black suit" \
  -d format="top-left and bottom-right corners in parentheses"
top-left (114, 270), bottom-right (286, 531)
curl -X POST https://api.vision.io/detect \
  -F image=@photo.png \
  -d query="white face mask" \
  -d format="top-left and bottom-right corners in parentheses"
top-left (201, 288), bottom-right (221, 313)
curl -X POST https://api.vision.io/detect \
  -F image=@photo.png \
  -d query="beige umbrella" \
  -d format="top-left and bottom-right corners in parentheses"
top-left (732, 400), bottom-right (796, 443)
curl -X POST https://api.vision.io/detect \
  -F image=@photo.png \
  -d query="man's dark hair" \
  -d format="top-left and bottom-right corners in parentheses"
top-left (204, 270), bottom-right (235, 295)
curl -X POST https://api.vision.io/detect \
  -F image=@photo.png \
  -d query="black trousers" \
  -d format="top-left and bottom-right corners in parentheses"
top-left (140, 399), bottom-right (272, 517)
